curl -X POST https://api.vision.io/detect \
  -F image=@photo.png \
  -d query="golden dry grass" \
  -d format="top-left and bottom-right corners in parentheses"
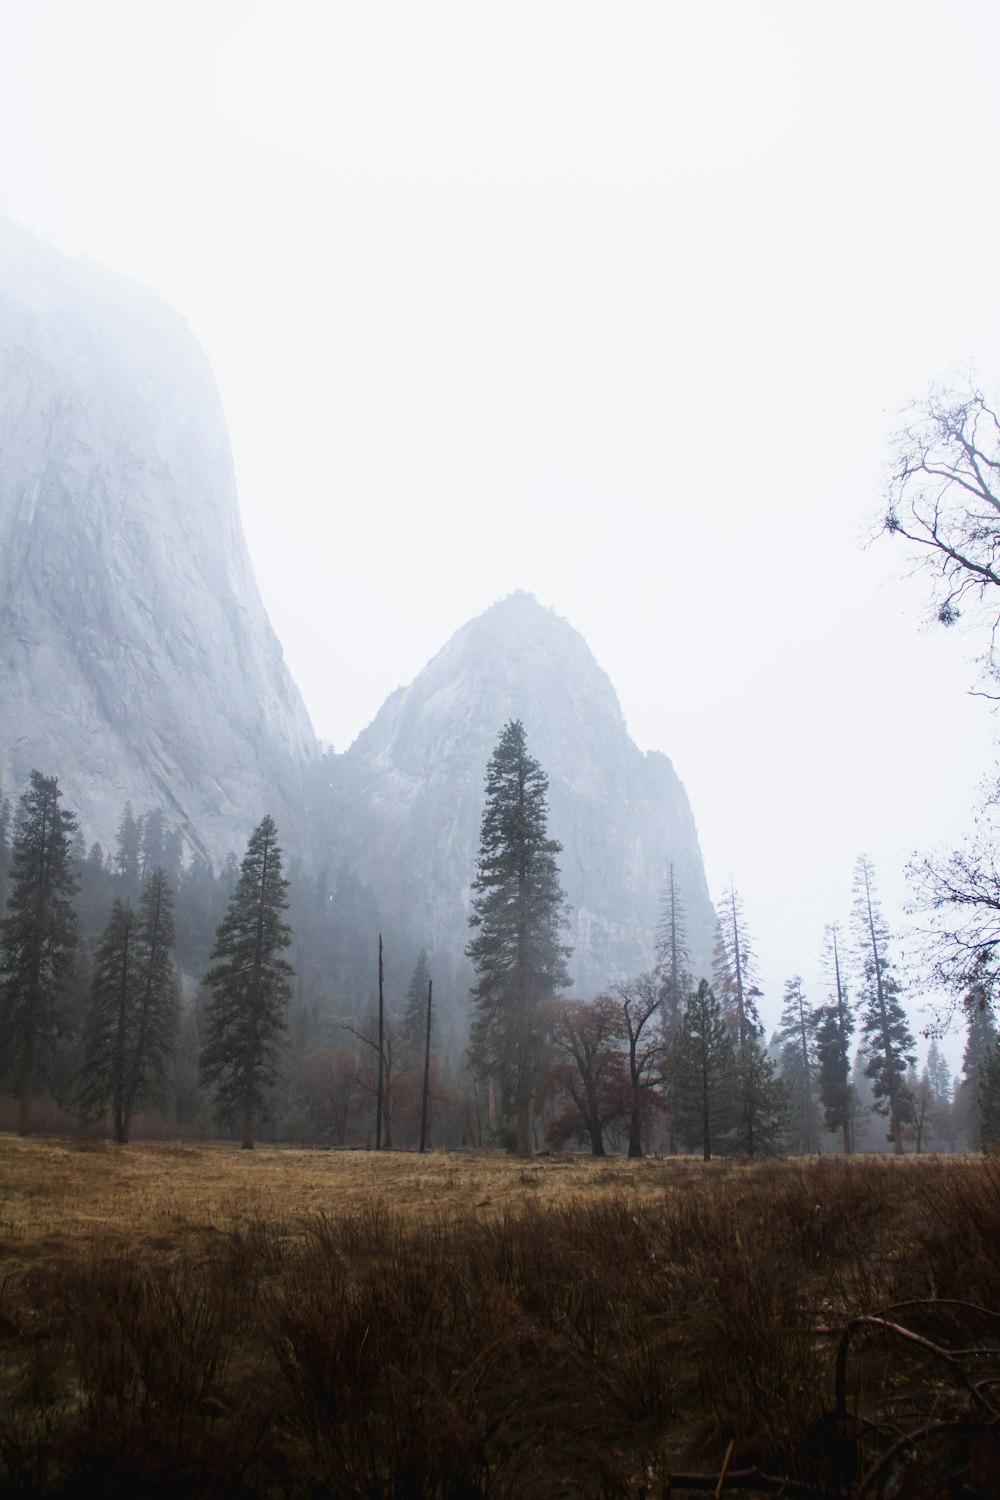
top-left (0, 1133), bottom-right (980, 1275)
top-left (0, 1135), bottom-right (756, 1271)
top-left (1, 1138), bottom-right (997, 1497)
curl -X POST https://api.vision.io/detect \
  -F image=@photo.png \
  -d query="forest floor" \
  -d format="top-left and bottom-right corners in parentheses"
top-left (1, 1138), bottom-right (998, 1497)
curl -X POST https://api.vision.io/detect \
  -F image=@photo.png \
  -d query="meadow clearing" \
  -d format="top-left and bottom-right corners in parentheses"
top-left (1, 1138), bottom-right (998, 1497)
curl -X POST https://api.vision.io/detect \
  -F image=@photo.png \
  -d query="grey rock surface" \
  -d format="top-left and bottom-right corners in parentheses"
top-left (0, 224), bottom-right (714, 1030)
top-left (0, 219), bottom-right (318, 862)
top-left (332, 591), bottom-right (715, 1014)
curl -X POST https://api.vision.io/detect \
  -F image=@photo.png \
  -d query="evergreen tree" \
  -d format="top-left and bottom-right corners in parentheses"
top-left (654, 866), bottom-right (689, 1155)
top-left (671, 980), bottom-right (740, 1160)
top-left (979, 1037), bottom-right (1000, 1150)
top-left (735, 1036), bottom-right (788, 1156)
top-left (115, 802), bottom-right (141, 896)
top-left (852, 856), bottom-right (916, 1153)
top-left (0, 789), bottom-right (11, 910)
top-left (200, 816), bottom-right (294, 1149)
top-left (850, 1046), bottom-right (875, 1151)
top-left (655, 864), bottom-right (690, 1029)
top-left (925, 1039), bottom-right (954, 1148)
top-left (712, 885), bottom-right (779, 1154)
top-left (80, 870), bottom-right (179, 1142)
top-left (137, 808), bottom-right (166, 884)
top-left (0, 772), bottom-right (79, 1135)
top-left (467, 720), bottom-right (572, 1157)
top-left (815, 924), bottom-right (855, 1152)
top-left (401, 948), bottom-right (433, 1066)
top-left (959, 991), bottom-right (999, 1148)
top-left (776, 975), bottom-right (820, 1153)
top-left (713, 883), bottom-right (763, 1048)
top-left (80, 898), bottom-right (137, 1139)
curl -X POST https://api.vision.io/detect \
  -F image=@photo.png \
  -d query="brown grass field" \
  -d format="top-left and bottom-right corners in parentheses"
top-left (1, 1138), bottom-right (999, 1497)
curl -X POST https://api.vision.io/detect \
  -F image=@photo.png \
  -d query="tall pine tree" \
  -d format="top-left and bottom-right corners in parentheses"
top-left (80, 869), bottom-right (178, 1142)
top-left (713, 883), bottom-right (763, 1048)
top-left (712, 885), bottom-right (781, 1155)
top-left (671, 979), bottom-right (739, 1160)
top-left (655, 864), bottom-right (690, 1029)
top-left (0, 772), bottom-right (79, 1135)
top-left (776, 975), bottom-right (820, 1154)
top-left (852, 855), bottom-right (916, 1153)
top-left (959, 988), bottom-right (999, 1148)
top-left (401, 948), bottom-right (433, 1068)
top-left (467, 720), bottom-right (571, 1157)
top-left (815, 923), bottom-right (855, 1152)
top-left (200, 816), bottom-right (293, 1149)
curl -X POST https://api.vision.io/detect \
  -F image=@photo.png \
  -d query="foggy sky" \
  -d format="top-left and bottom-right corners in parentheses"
top-left (3, 0), bottom-right (999, 1063)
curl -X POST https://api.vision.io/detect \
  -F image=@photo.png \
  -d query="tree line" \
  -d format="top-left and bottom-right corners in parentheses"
top-left (0, 777), bottom-right (455, 1146)
top-left (463, 720), bottom-right (1000, 1159)
top-left (2, 722), bottom-right (998, 1153)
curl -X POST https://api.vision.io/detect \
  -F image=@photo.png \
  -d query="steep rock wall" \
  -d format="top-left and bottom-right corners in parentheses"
top-left (0, 220), bottom-right (318, 861)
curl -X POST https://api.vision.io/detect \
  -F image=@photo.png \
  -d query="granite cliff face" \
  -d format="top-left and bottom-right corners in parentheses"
top-left (0, 221), bottom-right (318, 861)
top-left (332, 593), bottom-right (715, 1008)
top-left (0, 225), bottom-right (713, 1024)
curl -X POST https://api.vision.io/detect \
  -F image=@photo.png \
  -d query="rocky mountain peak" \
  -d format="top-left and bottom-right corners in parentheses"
top-left (0, 218), bottom-right (318, 864)
top-left (333, 593), bottom-right (715, 1022)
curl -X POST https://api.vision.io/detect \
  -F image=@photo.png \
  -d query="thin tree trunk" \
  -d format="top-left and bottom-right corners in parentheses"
top-left (701, 1028), bottom-right (711, 1162)
top-left (797, 989), bottom-right (816, 1154)
top-left (832, 928), bottom-right (853, 1154)
top-left (114, 914), bottom-right (132, 1146)
top-left (17, 1022), bottom-right (35, 1136)
top-left (242, 1106), bottom-right (255, 1149)
top-left (515, 1069), bottom-right (533, 1157)
top-left (419, 979), bottom-right (432, 1153)
top-left (730, 885), bottom-right (747, 1052)
top-left (376, 933), bottom-right (384, 1151)
top-left (628, 1043), bottom-right (643, 1158)
top-left (863, 868), bottom-right (903, 1154)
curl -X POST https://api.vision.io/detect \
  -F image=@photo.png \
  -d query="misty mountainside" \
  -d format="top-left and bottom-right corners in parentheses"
top-left (0, 224), bottom-right (714, 1029)
top-left (0, 219), bottom-right (318, 862)
top-left (328, 592), bottom-right (715, 1009)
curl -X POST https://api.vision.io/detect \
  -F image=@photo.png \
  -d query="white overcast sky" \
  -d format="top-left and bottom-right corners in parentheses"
top-left (3, 0), bottom-right (999, 1059)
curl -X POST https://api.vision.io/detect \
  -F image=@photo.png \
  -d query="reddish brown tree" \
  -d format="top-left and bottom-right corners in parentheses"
top-left (545, 996), bottom-right (627, 1155)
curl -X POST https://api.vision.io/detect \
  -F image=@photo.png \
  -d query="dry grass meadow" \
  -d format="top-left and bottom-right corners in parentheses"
top-left (1, 1137), bottom-right (999, 1497)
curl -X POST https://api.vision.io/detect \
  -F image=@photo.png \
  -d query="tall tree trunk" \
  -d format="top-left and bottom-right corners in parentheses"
top-left (419, 979), bottom-right (432, 1153)
top-left (832, 928), bottom-right (853, 1154)
top-left (701, 1031), bottom-right (711, 1162)
top-left (730, 885), bottom-right (748, 1053)
top-left (627, 1027), bottom-right (643, 1158)
top-left (515, 1071), bottom-right (533, 1157)
top-left (242, 1106), bottom-right (255, 1149)
top-left (376, 934), bottom-right (385, 1150)
top-left (863, 868), bottom-right (903, 1154)
top-left (17, 1022), bottom-right (35, 1136)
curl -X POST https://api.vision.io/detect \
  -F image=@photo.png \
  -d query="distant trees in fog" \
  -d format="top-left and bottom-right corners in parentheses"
top-left (79, 869), bottom-right (178, 1143)
top-left (200, 816), bottom-right (294, 1150)
top-left (1, 758), bottom-right (997, 1154)
top-left (0, 772), bottom-right (79, 1135)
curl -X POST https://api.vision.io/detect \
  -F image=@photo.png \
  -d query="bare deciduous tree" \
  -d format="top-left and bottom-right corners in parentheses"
top-left (884, 385), bottom-right (1000, 677)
